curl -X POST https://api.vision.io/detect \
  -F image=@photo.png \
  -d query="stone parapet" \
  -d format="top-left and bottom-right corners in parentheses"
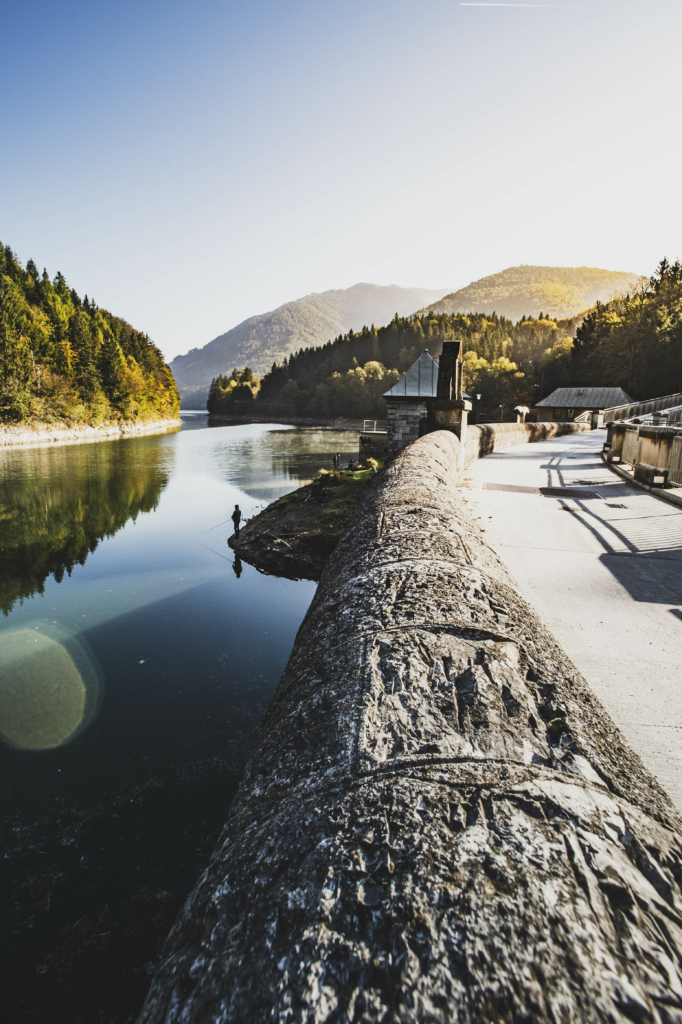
top-left (462, 420), bottom-right (590, 469)
top-left (140, 428), bottom-right (681, 1024)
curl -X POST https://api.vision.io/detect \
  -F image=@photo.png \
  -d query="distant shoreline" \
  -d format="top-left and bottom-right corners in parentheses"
top-left (0, 418), bottom-right (182, 449)
top-left (205, 413), bottom-right (376, 430)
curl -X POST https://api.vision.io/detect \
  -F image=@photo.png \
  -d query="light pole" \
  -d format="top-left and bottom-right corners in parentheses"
top-left (499, 404), bottom-right (504, 423)
top-left (476, 393), bottom-right (481, 425)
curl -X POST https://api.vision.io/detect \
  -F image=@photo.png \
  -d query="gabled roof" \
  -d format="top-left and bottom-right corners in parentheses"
top-left (535, 387), bottom-right (633, 409)
top-left (383, 351), bottom-right (439, 398)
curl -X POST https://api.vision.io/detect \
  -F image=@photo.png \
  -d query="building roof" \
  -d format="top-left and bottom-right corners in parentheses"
top-left (383, 351), bottom-right (439, 398)
top-left (535, 387), bottom-right (633, 409)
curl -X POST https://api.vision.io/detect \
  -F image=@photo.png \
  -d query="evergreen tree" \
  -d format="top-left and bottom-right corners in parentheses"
top-left (0, 240), bottom-right (179, 424)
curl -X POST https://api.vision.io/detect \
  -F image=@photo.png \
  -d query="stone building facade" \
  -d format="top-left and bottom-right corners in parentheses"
top-left (384, 352), bottom-right (439, 460)
top-left (384, 345), bottom-right (470, 460)
top-left (385, 399), bottom-right (429, 460)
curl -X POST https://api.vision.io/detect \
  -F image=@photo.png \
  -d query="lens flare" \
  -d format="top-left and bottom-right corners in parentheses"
top-left (0, 628), bottom-right (101, 750)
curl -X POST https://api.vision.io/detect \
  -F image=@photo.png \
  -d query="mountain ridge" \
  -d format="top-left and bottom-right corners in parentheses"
top-left (171, 267), bottom-right (640, 409)
top-left (170, 283), bottom-right (448, 407)
top-left (417, 265), bottom-right (639, 323)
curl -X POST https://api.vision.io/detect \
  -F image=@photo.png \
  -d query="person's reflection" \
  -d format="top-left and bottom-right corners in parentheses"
top-left (232, 554), bottom-right (243, 579)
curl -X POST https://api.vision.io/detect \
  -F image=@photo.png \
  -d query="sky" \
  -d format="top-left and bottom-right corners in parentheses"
top-left (1, 0), bottom-right (681, 360)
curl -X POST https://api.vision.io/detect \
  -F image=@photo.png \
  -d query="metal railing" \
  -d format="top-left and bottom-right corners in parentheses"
top-left (603, 391), bottom-right (682, 422)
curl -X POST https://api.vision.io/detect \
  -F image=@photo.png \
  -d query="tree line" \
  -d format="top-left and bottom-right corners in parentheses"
top-left (208, 309), bottom-right (581, 421)
top-left (0, 243), bottom-right (179, 424)
top-left (571, 259), bottom-right (682, 398)
top-left (208, 258), bottom-right (682, 421)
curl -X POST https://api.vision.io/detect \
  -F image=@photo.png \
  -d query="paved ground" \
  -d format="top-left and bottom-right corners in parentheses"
top-left (463, 428), bottom-right (682, 812)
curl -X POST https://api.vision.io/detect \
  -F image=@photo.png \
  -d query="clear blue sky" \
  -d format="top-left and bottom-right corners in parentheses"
top-left (2, 0), bottom-right (681, 359)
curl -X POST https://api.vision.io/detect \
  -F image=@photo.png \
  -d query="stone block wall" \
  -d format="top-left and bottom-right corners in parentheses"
top-left (385, 399), bottom-right (427, 460)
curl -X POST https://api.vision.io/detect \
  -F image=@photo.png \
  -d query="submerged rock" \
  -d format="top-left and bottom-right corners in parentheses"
top-left (141, 430), bottom-right (682, 1024)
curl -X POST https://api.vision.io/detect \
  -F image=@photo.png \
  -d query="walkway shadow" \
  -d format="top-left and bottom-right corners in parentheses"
top-left (601, 550), bottom-right (682, 604)
top-left (553, 485), bottom-right (682, 603)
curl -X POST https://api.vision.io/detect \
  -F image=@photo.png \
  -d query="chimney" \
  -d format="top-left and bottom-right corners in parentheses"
top-left (437, 341), bottom-right (463, 401)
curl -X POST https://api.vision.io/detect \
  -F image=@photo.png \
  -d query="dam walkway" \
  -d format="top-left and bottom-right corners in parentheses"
top-left (464, 427), bottom-right (682, 810)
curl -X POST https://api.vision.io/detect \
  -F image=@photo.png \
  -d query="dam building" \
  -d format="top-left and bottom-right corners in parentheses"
top-left (535, 386), bottom-right (632, 423)
top-left (383, 343), bottom-right (471, 460)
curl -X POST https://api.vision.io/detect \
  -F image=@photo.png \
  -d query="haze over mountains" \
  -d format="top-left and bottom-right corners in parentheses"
top-left (170, 284), bottom-right (447, 408)
top-left (418, 265), bottom-right (638, 322)
top-left (171, 267), bottom-right (638, 408)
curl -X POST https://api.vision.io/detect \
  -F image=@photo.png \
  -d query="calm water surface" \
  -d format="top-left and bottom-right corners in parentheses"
top-left (0, 416), bottom-right (357, 1023)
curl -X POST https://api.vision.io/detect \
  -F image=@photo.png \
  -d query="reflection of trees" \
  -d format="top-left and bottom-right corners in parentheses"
top-left (0, 442), bottom-right (169, 615)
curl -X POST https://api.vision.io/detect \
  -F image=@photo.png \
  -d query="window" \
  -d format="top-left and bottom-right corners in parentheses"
top-left (555, 407), bottom-right (574, 420)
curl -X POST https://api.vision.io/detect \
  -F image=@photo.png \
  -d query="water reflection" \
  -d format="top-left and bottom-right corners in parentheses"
top-left (0, 625), bottom-right (102, 749)
top-left (206, 425), bottom-right (359, 501)
top-left (0, 439), bottom-right (171, 615)
top-left (0, 420), bottom-right (357, 1024)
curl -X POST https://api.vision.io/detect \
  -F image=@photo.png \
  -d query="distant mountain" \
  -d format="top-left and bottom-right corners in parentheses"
top-left (170, 283), bottom-right (448, 408)
top-left (416, 266), bottom-right (639, 323)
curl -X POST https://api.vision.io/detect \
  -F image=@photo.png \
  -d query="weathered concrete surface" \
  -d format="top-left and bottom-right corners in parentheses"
top-left (463, 428), bottom-right (682, 812)
top-left (140, 430), bottom-right (682, 1024)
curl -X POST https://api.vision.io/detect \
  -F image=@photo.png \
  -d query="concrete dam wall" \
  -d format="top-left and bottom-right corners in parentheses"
top-left (140, 428), bottom-right (682, 1023)
top-left (460, 420), bottom-right (589, 468)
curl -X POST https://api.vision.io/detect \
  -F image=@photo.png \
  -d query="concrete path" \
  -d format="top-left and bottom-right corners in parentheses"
top-left (463, 428), bottom-right (682, 811)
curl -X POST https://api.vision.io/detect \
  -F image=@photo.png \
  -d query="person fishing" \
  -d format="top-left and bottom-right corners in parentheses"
top-left (231, 504), bottom-right (242, 535)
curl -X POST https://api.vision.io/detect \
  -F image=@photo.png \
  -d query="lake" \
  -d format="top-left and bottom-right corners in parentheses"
top-left (0, 416), bottom-right (358, 1024)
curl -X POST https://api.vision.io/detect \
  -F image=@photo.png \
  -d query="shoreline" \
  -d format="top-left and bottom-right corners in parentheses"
top-left (206, 413), bottom-right (376, 430)
top-left (229, 468), bottom-right (378, 580)
top-left (0, 417), bottom-right (182, 449)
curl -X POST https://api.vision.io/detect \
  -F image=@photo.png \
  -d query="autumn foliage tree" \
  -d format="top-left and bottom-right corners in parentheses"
top-left (0, 242), bottom-right (179, 424)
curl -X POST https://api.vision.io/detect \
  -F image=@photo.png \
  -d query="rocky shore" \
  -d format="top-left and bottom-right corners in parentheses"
top-left (0, 418), bottom-right (182, 448)
top-left (229, 467), bottom-right (379, 580)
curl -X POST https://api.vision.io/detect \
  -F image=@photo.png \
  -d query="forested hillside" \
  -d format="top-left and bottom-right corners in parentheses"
top-left (208, 310), bottom-right (583, 422)
top-left (209, 258), bottom-right (680, 422)
top-left (0, 243), bottom-right (179, 425)
top-left (572, 259), bottom-right (682, 399)
top-left (419, 265), bottom-right (638, 322)
top-left (170, 283), bottom-right (447, 408)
